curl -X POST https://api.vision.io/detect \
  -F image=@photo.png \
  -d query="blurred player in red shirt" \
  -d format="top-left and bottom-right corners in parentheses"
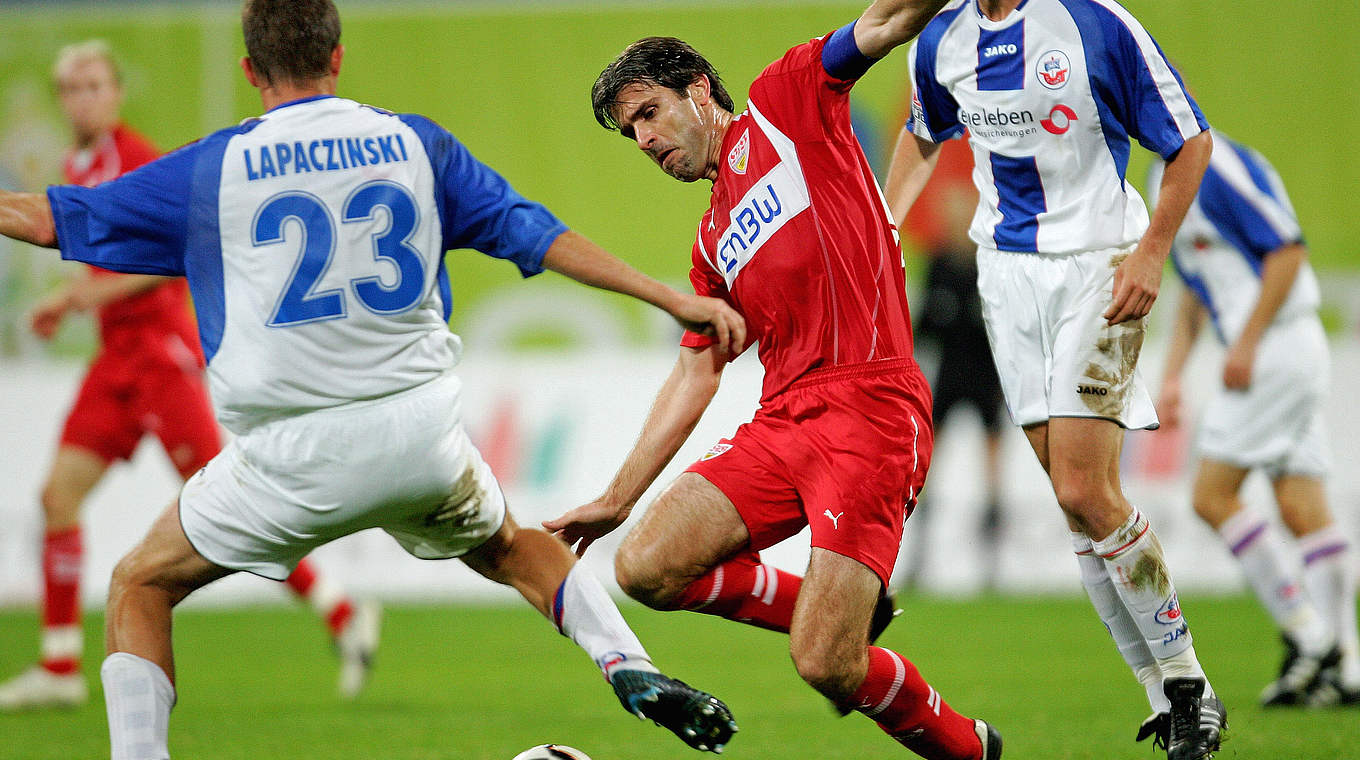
top-left (546, 3), bottom-right (1002, 758)
top-left (0, 40), bottom-right (377, 712)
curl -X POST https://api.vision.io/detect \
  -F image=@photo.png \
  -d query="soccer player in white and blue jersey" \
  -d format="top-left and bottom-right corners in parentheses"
top-left (1153, 132), bottom-right (1360, 708)
top-left (884, 1), bottom-right (1220, 758)
top-left (0, 1), bottom-right (744, 757)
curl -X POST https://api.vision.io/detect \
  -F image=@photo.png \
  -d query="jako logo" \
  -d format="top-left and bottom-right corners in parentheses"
top-left (1076, 383), bottom-right (1107, 396)
top-left (1041, 104), bottom-right (1078, 135)
top-left (1156, 594), bottom-right (1183, 625)
top-left (983, 43), bottom-right (1018, 57)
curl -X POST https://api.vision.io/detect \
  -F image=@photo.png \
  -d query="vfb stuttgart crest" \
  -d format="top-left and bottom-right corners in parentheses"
top-left (727, 130), bottom-right (749, 175)
top-left (1036, 50), bottom-right (1071, 90)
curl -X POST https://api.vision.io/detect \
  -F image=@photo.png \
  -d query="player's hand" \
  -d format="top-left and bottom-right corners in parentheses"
top-left (1222, 339), bottom-right (1256, 390)
top-left (28, 294), bottom-right (72, 340)
top-left (542, 500), bottom-right (631, 557)
top-left (1155, 377), bottom-right (1182, 429)
top-left (1104, 247), bottom-right (1163, 325)
top-left (669, 294), bottom-right (746, 356)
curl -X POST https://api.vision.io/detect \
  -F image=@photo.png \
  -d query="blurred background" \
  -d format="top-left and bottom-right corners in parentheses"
top-left (0, 0), bottom-right (1357, 609)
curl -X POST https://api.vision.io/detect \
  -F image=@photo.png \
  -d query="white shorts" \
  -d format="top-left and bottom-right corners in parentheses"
top-left (179, 373), bottom-right (506, 580)
top-left (1196, 317), bottom-right (1331, 479)
top-left (977, 245), bottom-right (1158, 430)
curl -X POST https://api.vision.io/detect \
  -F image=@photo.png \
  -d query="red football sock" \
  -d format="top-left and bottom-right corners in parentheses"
top-left (665, 550), bottom-right (800, 633)
top-left (41, 527), bottom-right (83, 675)
top-left (284, 558), bottom-right (353, 637)
top-left (851, 646), bottom-right (982, 760)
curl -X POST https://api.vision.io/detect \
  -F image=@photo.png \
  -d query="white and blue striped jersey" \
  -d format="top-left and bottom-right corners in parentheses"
top-left (907, 0), bottom-right (1208, 254)
top-left (47, 96), bottom-right (566, 433)
top-left (1148, 130), bottom-right (1318, 345)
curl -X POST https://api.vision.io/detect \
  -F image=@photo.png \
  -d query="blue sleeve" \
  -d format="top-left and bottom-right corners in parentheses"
top-left (399, 114), bottom-right (566, 278)
top-left (47, 142), bottom-right (204, 276)
top-left (1197, 163), bottom-right (1298, 262)
top-left (822, 21), bottom-right (877, 81)
top-left (904, 14), bottom-right (965, 142)
top-left (1070, 1), bottom-right (1208, 159)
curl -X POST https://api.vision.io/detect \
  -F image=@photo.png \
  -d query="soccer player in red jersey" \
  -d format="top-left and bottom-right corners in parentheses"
top-left (0, 40), bottom-right (377, 711)
top-left (546, 3), bottom-right (1001, 759)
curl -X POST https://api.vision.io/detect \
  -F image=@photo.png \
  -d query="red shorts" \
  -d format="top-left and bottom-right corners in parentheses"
top-left (60, 341), bottom-right (221, 478)
top-left (686, 357), bottom-right (934, 587)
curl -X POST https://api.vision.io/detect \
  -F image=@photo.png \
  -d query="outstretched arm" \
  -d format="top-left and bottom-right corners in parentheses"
top-left (1105, 130), bottom-right (1213, 325)
top-left (541, 230), bottom-right (746, 355)
top-left (543, 344), bottom-right (725, 556)
top-left (854, 0), bottom-right (951, 59)
top-left (0, 190), bottom-right (57, 248)
top-left (30, 272), bottom-right (173, 340)
top-left (884, 125), bottom-right (943, 227)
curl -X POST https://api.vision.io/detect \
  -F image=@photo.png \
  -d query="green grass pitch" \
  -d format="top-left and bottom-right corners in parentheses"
top-left (1, 594), bottom-right (1353, 759)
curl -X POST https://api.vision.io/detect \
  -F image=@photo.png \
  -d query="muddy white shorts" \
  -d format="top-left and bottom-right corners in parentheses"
top-left (178, 372), bottom-right (506, 580)
top-left (977, 245), bottom-right (1158, 430)
top-left (1196, 316), bottom-right (1331, 478)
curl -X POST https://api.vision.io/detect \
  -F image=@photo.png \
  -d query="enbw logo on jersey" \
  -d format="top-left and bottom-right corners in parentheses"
top-left (727, 130), bottom-right (750, 175)
top-left (712, 161), bottom-right (810, 288)
top-left (1155, 593), bottom-right (1183, 625)
top-left (1036, 50), bottom-right (1071, 90)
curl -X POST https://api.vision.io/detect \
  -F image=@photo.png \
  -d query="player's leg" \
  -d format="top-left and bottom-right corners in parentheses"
top-left (614, 471), bottom-right (803, 633)
top-left (1045, 416), bottom-right (1219, 757)
top-left (1191, 461), bottom-right (1334, 705)
top-left (792, 548), bottom-right (997, 760)
top-left (1276, 474), bottom-right (1360, 703)
top-left (1022, 422), bottom-right (1169, 721)
top-left (150, 360), bottom-right (381, 698)
top-left (103, 499), bottom-right (233, 760)
top-left (0, 445), bottom-right (108, 711)
top-left (461, 511), bottom-right (736, 752)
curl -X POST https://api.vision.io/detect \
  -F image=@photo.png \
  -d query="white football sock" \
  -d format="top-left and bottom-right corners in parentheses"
top-left (1217, 508), bottom-right (1332, 655)
top-left (554, 563), bottom-right (658, 680)
top-left (1092, 509), bottom-right (1207, 687)
top-left (102, 652), bottom-right (174, 760)
top-left (1072, 532), bottom-right (1169, 713)
top-left (1299, 526), bottom-right (1360, 686)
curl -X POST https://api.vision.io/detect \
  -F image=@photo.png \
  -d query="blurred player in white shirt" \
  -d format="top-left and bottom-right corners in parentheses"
top-left (1153, 131), bottom-right (1360, 708)
top-left (0, 1), bottom-right (745, 757)
top-left (886, 1), bottom-right (1219, 757)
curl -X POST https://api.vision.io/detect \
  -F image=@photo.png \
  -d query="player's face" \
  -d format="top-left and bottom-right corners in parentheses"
top-left (56, 58), bottom-right (122, 145)
top-left (612, 82), bottom-right (712, 183)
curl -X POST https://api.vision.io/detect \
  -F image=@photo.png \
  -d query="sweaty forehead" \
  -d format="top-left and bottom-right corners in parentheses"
top-left (613, 82), bottom-right (674, 117)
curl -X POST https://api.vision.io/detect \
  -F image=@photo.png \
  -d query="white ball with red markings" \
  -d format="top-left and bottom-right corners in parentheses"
top-left (511, 745), bottom-right (593, 760)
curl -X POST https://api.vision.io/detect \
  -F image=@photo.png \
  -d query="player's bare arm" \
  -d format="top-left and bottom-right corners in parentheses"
top-left (1222, 241), bottom-right (1308, 389)
top-left (853, 0), bottom-right (951, 58)
top-left (543, 344), bottom-right (725, 556)
top-left (884, 126), bottom-right (942, 226)
top-left (1155, 289), bottom-right (1206, 429)
top-left (0, 190), bottom-right (57, 248)
top-left (541, 230), bottom-right (746, 355)
top-left (1105, 129), bottom-right (1213, 325)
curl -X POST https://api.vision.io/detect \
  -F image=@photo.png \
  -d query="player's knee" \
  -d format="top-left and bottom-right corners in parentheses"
top-left (613, 546), bottom-right (669, 609)
top-left (1051, 475), bottom-right (1116, 523)
top-left (789, 638), bottom-right (859, 700)
top-left (39, 482), bottom-right (81, 529)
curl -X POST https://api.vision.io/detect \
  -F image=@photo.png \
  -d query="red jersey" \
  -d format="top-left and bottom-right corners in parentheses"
top-left (62, 124), bottom-right (200, 360)
top-left (683, 35), bottom-right (914, 403)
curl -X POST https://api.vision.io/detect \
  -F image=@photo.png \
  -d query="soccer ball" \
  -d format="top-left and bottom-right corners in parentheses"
top-left (510, 745), bottom-right (593, 760)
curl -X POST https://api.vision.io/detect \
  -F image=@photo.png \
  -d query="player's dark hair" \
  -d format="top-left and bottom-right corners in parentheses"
top-left (241, 0), bottom-right (341, 86)
top-left (591, 37), bottom-right (735, 131)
